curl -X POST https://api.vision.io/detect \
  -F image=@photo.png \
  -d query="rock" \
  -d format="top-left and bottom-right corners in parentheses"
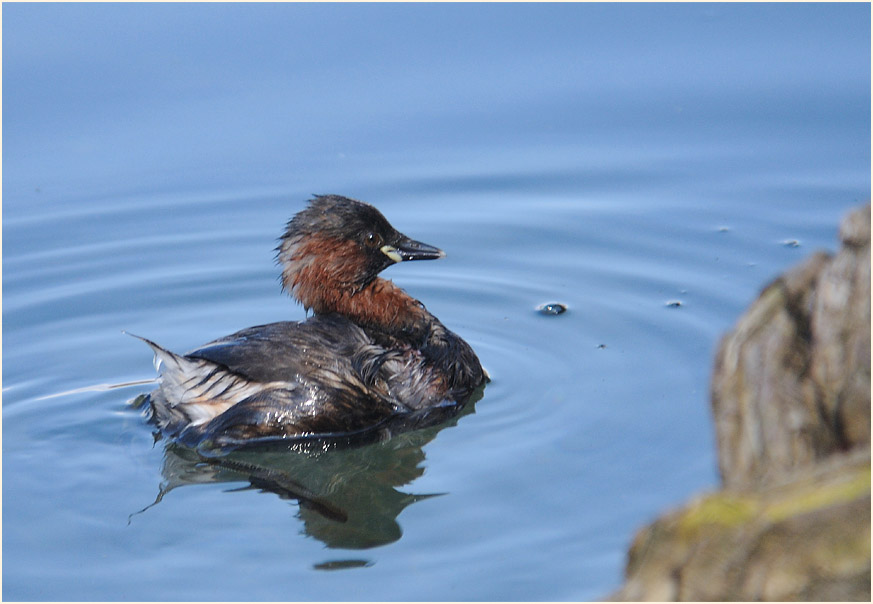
top-left (611, 204), bottom-right (871, 601)
top-left (809, 204), bottom-right (871, 450)
top-left (711, 204), bottom-right (870, 489)
top-left (611, 450), bottom-right (870, 601)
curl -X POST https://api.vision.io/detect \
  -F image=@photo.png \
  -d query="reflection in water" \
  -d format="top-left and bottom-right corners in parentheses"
top-left (133, 389), bottom-right (483, 551)
top-left (313, 559), bottom-right (374, 571)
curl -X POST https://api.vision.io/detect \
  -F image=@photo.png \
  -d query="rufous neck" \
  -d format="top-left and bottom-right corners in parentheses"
top-left (294, 271), bottom-right (431, 339)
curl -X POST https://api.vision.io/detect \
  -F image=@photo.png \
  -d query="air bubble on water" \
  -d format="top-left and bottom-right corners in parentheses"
top-left (536, 302), bottom-right (568, 316)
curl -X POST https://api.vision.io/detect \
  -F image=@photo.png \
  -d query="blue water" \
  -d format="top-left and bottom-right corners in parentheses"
top-left (3, 3), bottom-right (870, 601)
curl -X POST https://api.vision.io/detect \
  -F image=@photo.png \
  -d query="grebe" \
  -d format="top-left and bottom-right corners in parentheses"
top-left (135, 195), bottom-right (487, 449)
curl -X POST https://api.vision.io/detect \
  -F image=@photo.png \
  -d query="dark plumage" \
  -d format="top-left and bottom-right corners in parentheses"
top-left (136, 195), bottom-right (487, 450)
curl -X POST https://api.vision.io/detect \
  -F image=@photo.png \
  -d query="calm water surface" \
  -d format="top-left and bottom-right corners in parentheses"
top-left (3, 3), bottom-right (870, 601)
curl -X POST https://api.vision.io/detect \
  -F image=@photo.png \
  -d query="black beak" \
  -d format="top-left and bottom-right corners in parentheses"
top-left (382, 234), bottom-right (445, 262)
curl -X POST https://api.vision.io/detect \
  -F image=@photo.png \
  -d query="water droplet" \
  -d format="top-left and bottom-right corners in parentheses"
top-left (537, 302), bottom-right (568, 316)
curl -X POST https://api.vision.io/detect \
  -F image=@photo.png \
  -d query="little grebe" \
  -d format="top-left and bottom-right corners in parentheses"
top-left (136, 195), bottom-right (487, 448)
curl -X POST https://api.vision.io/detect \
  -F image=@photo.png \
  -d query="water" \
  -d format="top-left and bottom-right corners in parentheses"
top-left (3, 3), bottom-right (870, 601)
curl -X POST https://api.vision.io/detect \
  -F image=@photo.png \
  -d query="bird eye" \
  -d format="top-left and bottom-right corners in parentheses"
top-left (365, 232), bottom-right (383, 247)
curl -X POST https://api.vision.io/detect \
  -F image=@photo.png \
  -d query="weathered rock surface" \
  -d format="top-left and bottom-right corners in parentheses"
top-left (712, 204), bottom-right (870, 488)
top-left (611, 204), bottom-right (871, 601)
top-left (613, 450), bottom-right (869, 601)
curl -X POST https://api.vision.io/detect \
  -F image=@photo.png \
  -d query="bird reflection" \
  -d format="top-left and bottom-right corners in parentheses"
top-left (132, 387), bottom-right (482, 550)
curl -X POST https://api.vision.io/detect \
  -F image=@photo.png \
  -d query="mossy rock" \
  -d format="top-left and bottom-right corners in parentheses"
top-left (611, 451), bottom-right (870, 601)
